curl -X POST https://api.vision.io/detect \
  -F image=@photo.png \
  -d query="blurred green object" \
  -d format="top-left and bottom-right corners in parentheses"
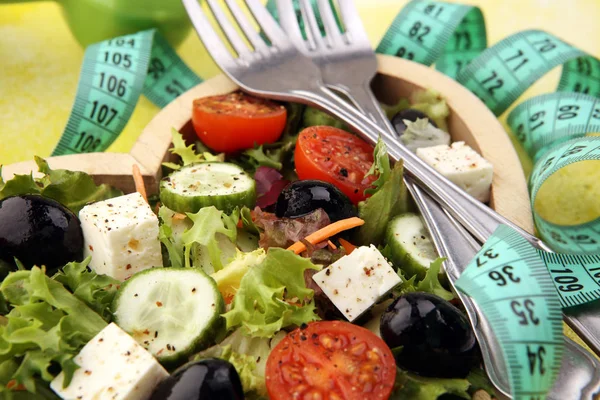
top-left (0, 0), bottom-right (191, 47)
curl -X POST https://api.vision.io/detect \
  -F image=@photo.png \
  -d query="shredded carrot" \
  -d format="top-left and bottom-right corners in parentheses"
top-left (287, 217), bottom-right (364, 254)
top-left (338, 238), bottom-right (357, 255)
top-left (327, 240), bottom-right (337, 250)
top-left (132, 164), bottom-right (148, 203)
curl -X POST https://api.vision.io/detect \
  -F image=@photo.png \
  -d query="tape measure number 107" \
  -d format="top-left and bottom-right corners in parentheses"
top-left (52, 29), bottom-right (202, 156)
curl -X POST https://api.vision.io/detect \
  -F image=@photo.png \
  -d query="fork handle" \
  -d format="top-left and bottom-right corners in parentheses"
top-left (301, 84), bottom-right (546, 249)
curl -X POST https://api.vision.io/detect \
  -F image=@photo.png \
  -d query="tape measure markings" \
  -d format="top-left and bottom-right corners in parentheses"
top-left (455, 225), bottom-right (564, 400)
top-left (52, 30), bottom-right (201, 156)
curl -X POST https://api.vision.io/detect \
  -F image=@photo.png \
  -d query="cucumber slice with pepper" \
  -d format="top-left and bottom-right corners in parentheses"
top-left (385, 213), bottom-right (437, 280)
top-left (160, 162), bottom-right (256, 214)
top-left (112, 267), bottom-right (224, 366)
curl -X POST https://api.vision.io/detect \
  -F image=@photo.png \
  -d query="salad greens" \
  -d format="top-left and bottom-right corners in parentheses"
top-left (211, 248), bottom-right (266, 303)
top-left (0, 89), bottom-right (495, 399)
top-left (0, 267), bottom-right (107, 392)
top-left (391, 369), bottom-right (470, 400)
top-left (355, 159), bottom-right (409, 245)
top-left (0, 157), bottom-right (122, 214)
top-left (223, 248), bottom-right (319, 338)
top-left (395, 258), bottom-right (455, 301)
top-left (182, 206), bottom-right (239, 272)
top-left (52, 258), bottom-right (119, 322)
top-left (162, 128), bottom-right (223, 170)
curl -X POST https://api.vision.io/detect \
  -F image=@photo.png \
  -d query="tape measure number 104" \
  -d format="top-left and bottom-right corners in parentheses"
top-left (52, 29), bottom-right (202, 156)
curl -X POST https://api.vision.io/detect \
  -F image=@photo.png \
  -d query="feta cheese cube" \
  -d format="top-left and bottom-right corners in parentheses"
top-left (416, 141), bottom-right (493, 202)
top-left (51, 323), bottom-right (168, 400)
top-left (79, 192), bottom-right (162, 281)
top-left (312, 245), bottom-right (402, 321)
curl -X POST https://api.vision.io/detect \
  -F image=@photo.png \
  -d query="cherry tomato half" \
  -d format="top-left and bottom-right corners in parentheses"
top-left (266, 321), bottom-right (396, 400)
top-left (294, 126), bottom-right (376, 204)
top-left (192, 91), bottom-right (287, 153)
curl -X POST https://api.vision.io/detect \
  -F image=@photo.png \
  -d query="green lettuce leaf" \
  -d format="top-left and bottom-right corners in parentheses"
top-left (355, 161), bottom-right (409, 245)
top-left (394, 258), bottom-right (455, 301)
top-left (0, 157), bottom-right (122, 214)
top-left (364, 137), bottom-right (391, 195)
top-left (157, 206), bottom-right (190, 269)
top-left (391, 368), bottom-right (470, 400)
top-left (302, 106), bottom-right (349, 131)
top-left (163, 128), bottom-right (223, 170)
top-left (52, 258), bottom-right (120, 322)
top-left (223, 248), bottom-right (319, 338)
top-left (193, 329), bottom-right (280, 399)
top-left (0, 267), bottom-right (107, 393)
top-left (240, 206), bottom-right (260, 235)
top-left (182, 206), bottom-right (239, 273)
top-left (410, 89), bottom-right (450, 132)
top-left (211, 249), bottom-right (266, 302)
top-left (242, 145), bottom-right (283, 170)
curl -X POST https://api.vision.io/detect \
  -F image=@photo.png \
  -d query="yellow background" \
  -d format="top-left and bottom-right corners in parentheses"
top-left (1, 0), bottom-right (599, 170)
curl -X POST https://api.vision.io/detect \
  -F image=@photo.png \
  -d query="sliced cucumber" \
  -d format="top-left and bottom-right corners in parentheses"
top-left (160, 162), bottom-right (256, 214)
top-left (385, 213), bottom-right (438, 280)
top-left (112, 267), bottom-right (224, 366)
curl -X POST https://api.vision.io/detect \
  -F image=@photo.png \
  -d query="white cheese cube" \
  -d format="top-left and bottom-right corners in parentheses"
top-left (416, 141), bottom-right (493, 202)
top-left (312, 245), bottom-right (402, 322)
top-left (79, 192), bottom-right (163, 281)
top-left (51, 322), bottom-right (168, 400)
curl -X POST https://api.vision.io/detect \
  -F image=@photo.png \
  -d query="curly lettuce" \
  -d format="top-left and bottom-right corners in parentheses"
top-left (162, 128), bottom-right (223, 170)
top-left (52, 258), bottom-right (120, 322)
top-left (355, 160), bottom-right (409, 245)
top-left (223, 248), bottom-right (319, 338)
top-left (0, 267), bottom-right (107, 394)
top-left (0, 157), bottom-right (122, 214)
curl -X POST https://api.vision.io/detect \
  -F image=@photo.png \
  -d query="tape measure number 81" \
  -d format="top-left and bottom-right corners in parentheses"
top-left (374, 1), bottom-right (600, 399)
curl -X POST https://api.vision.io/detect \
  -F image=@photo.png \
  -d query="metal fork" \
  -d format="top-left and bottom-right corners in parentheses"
top-left (181, 0), bottom-right (600, 360)
top-left (180, 0), bottom-right (549, 252)
top-left (274, 0), bottom-right (600, 372)
top-left (410, 184), bottom-right (600, 399)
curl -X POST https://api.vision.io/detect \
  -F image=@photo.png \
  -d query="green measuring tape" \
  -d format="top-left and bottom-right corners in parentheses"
top-left (372, 1), bottom-right (600, 398)
top-left (52, 29), bottom-right (201, 156)
top-left (455, 225), bottom-right (564, 400)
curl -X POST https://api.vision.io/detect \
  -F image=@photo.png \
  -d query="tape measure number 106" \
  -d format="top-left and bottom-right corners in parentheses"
top-left (52, 29), bottom-right (202, 156)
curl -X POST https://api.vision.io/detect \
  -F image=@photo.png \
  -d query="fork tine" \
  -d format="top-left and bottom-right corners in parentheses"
top-left (244, 0), bottom-right (288, 47)
top-left (206, 0), bottom-right (251, 57)
top-left (298, 0), bottom-right (325, 49)
top-left (225, 0), bottom-right (269, 53)
top-left (275, 0), bottom-right (305, 48)
top-left (316, 0), bottom-right (343, 45)
top-left (337, 0), bottom-right (369, 42)
top-left (182, 0), bottom-right (237, 68)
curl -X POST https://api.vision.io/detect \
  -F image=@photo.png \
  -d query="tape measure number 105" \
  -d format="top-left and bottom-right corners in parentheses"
top-left (52, 29), bottom-right (202, 156)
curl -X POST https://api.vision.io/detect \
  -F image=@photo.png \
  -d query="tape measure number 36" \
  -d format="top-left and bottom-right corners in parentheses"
top-left (375, 1), bottom-right (600, 399)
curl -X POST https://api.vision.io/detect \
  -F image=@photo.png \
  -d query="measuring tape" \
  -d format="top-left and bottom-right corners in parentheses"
top-left (455, 225), bottom-right (564, 400)
top-left (52, 29), bottom-right (201, 156)
top-left (372, 1), bottom-right (600, 398)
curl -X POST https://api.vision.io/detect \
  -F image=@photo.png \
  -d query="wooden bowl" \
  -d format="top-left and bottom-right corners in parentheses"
top-left (2, 55), bottom-right (534, 233)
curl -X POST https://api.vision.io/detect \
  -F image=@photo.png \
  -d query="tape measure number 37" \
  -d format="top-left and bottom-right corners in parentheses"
top-left (375, 1), bottom-right (600, 399)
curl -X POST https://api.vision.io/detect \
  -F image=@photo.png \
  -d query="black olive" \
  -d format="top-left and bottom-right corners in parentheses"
top-left (150, 359), bottom-right (244, 400)
top-left (391, 108), bottom-right (437, 136)
top-left (0, 195), bottom-right (83, 275)
top-left (380, 292), bottom-right (480, 378)
top-left (275, 180), bottom-right (356, 222)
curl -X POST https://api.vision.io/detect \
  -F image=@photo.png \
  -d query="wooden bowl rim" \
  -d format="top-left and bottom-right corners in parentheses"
top-left (2, 54), bottom-right (533, 233)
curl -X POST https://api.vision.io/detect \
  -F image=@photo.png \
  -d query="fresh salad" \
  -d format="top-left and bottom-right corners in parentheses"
top-left (0, 89), bottom-right (495, 400)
